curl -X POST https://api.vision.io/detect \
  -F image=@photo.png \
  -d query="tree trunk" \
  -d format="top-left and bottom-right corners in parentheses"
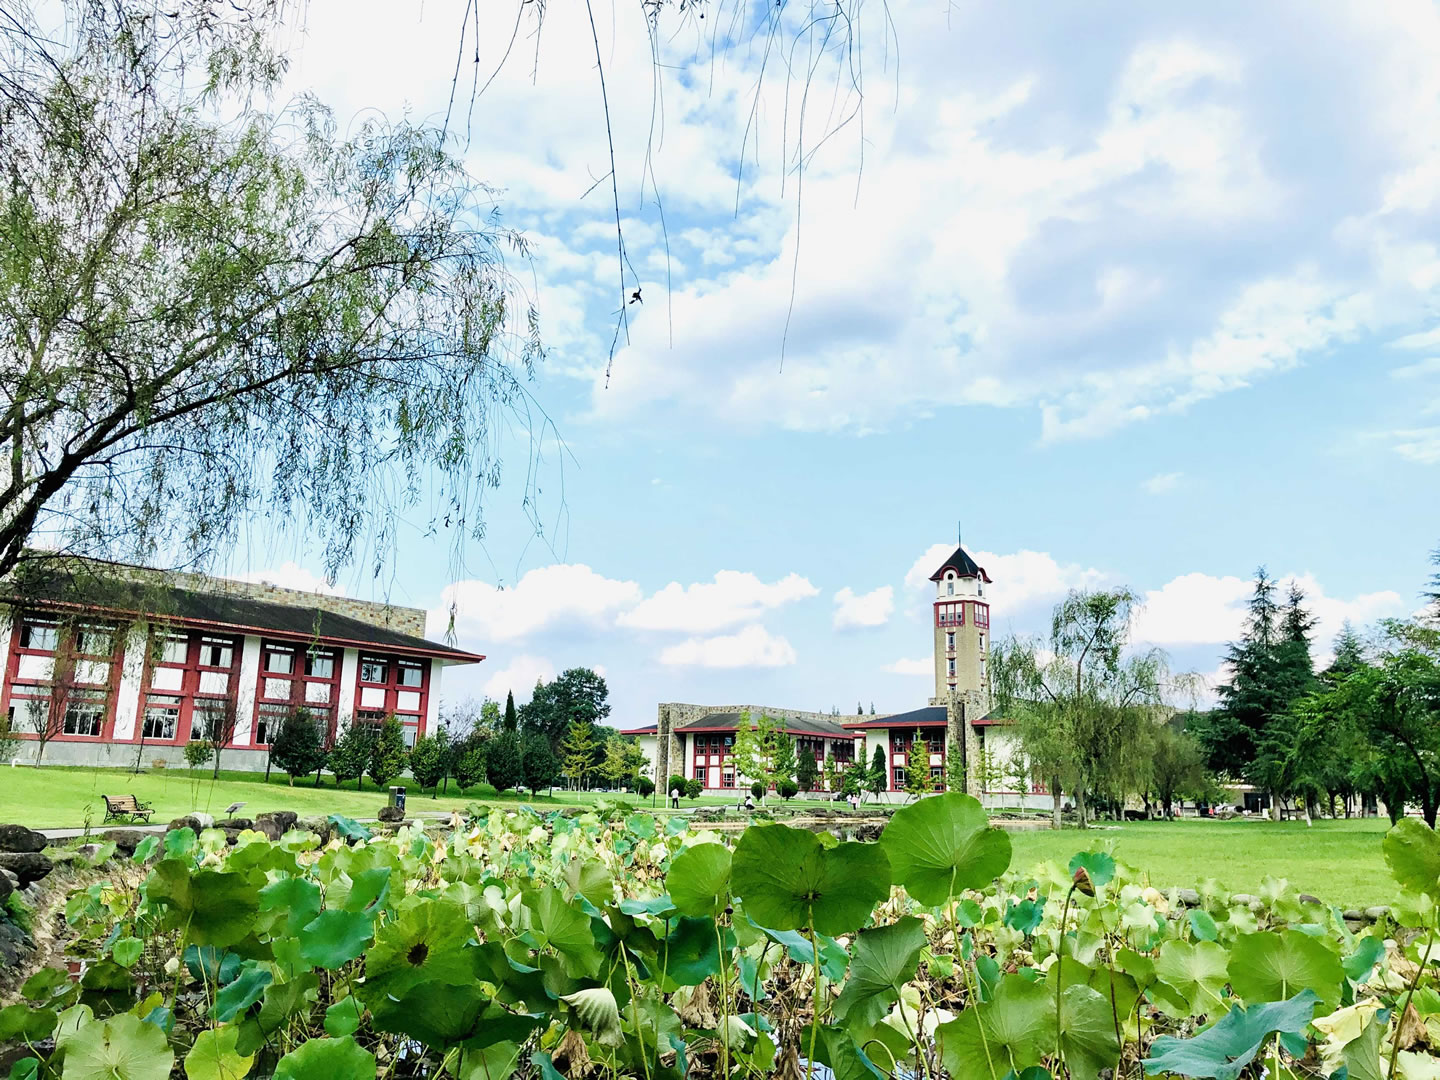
top-left (1075, 787), bottom-right (1088, 829)
top-left (265, 753), bottom-right (273, 781)
top-left (1303, 798), bottom-right (1312, 827)
top-left (1269, 791), bottom-right (1279, 822)
top-left (1051, 785), bottom-right (1062, 831)
top-left (213, 748), bottom-right (221, 779)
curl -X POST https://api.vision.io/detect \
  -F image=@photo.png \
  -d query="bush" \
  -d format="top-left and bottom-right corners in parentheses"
top-left (750, 781), bottom-right (763, 798)
top-left (182, 739), bottom-right (213, 770)
top-left (367, 715), bottom-right (409, 790)
top-left (329, 722), bottom-right (373, 789)
top-left (487, 733), bottom-right (524, 792)
top-left (521, 734), bottom-right (560, 793)
top-left (777, 779), bottom-right (799, 800)
top-left (668, 775), bottom-right (687, 798)
top-left (409, 732), bottom-right (447, 791)
top-left (454, 744), bottom-right (488, 789)
top-left (684, 778), bottom-right (703, 800)
top-left (270, 708), bottom-right (328, 785)
top-left (636, 776), bottom-right (655, 798)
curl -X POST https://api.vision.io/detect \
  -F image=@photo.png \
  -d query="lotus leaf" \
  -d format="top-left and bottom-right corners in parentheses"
top-left (183, 1025), bottom-right (253, 1080)
top-left (1385, 820), bottom-right (1440, 897)
top-left (145, 862), bottom-right (260, 948)
top-left (272, 1037), bottom-right (374, 1080)
top-left (212, 963), bottom-right (271, 1023)
top-left (879, 793), bottom-right (1011, 905)
top-left (1068, 852), bottom-right (1117, 889)
top-left (258, 878), bottom-right (322, 937)
top-left (833, 916), bottom-right (927, 1030)
top-left (1228, 930), bottom-right (1343, 1013)
top-left (1059, 985), bottom-right (1121, 1080)
top-left (731, 824), bottom-right (890, 935)
top-left (1188, 909), bottom-right (1219, 942)
top-left (323, 997), bottom-right (364, 1038)
top-left (562, 987), bottom-right (625, 1046)
top-left (297, 910), bottom-right (375, 970)
top-left (1154, 939), bottom-right (1229, 1017)
top-left (1141, 991), bottom-right (1319, 1080)
top-left (937, 973), bottom-right (1056, 1080)
top-left (61, 1012), bottom-right (174, 1080)
top-left (667, 844), bottom-right (732, 917)
top-left (0, 1003), bottom-right (57, 1042)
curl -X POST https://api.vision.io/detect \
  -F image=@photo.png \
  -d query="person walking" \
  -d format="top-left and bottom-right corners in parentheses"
top-left (670, 786), bottom-right (680, 810)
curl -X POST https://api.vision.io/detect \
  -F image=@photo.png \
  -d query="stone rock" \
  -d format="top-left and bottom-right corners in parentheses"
top-left (0, 824), bottom-right (48, 853)
top-left (0, 914), bottom-right (32, 968)
top-left (1365, 905), bottom-right (1392, 923)
top-left (167, 815), bottom-right (205, 833)
top-left (1175, 888), bottom-right (1201, 908)
top-left (74, 843), bottom-right (101, 862)
top-left (297, 817), bottom-right (332, 845)
top-left (1232, 893), bottom-right (1259, 909)
top-left (0, 851), bottom-right (53, 886)
top-left (254, 811), bottom-right (298, 839)
top-left (1299, 894), bottom-right (1323, 906)
top-left (100, 830), bottom-right (147, 855)
top-left (221, 828), bottom-right (243, 846)
top-left (0, 867), bottom-right (12, 901)
top-left (215, 818), bottom-right (254, 831)
top-left (0, 868), bottom-right (19, 890)
top-left (377, 806), bottom-right (405, 824)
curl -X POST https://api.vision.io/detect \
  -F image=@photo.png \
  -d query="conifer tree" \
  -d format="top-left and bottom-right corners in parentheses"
top-left (560, 721), bottom-right (600, 789)
top-left (329, 721), bottom-right (374, 790)
top-left (504, 691), bottom-right (518, 732)
top-left (522, 734), bottom-right (561, 794)
top-left (770, 728), bottom-right (798, 788)
top-left (270, 707), bottom-right (327, 786)
top-left (796, 745), bottom-right (818, 792)
top-left (903, 735), bottom-right (935, 799)
top-left (366, 715), bottom-right (409, 789)
top-left (868, 743), bottom-right (888, 800)
top-left (487, 732), bottom-right (524, 792)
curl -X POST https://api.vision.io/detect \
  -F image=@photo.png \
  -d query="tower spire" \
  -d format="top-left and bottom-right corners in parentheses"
top-left (957, 520), bottom-right (962, 548)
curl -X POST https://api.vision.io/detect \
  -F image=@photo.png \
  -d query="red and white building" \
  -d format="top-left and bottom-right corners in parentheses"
top-left (0, 560), bottom-right (481, 768)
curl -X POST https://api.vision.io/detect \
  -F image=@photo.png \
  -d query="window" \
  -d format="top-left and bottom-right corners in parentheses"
top-left (158, 634), bottom-right (189, 665)
top-left (935, 602), bottom-right (966, 627)
top-left (63, 690), bottom-right (105, 736)
top-left (723, 769), bottom-right (735, 788)
top-left (947, 658), bottom-right (956, 677)
top-left (946, 632), bottom-right (955, 652)
top-left (5, 616), bottom-right (118, 741)
top-left (360, 659), bottom-right (387, 683)
top-left (975, 604), bottom-right (989, 629)
top-left (20, 622), bottom-right (58, 651)
top-left (143, 630), bottom-right (239, 745)
top-left (254, 640), bottom-right (340, 747)
top-left (893, 766), bottom-right (907, 788)
top-left (199, 636), bottom-right (234, 668)
top-left (930, 766), bottom-right (944, 781)
top-left (305, 651), bottom-right (334, 678)
top-left (352, 654), bottom-right (431, 743)
top-left (142, 696), bottom-right (183, 740)
top-left (398, 661), bottom-right (423, 688)
top-left (76, 624), bottom-right (113, 657)
top-left (946, 580), bottom-right (954, 595)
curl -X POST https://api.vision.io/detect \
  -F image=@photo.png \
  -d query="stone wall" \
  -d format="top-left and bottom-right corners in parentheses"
top-left (8, 738), bottom-right (271, 771)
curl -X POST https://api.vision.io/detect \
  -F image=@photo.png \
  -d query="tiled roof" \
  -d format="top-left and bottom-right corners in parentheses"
top-left (845, 705), bottom-right (948, 729)
top-left (928, 545), bottom-right (992, 583)
top-left (679, 712), bottom-right (859, 738)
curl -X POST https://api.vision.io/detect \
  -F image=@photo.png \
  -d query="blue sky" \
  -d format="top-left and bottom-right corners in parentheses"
top-left (223, 0), bottom-right (1439, 727)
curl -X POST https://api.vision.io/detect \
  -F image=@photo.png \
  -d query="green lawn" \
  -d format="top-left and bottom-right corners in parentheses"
top-left (1008, 817), bottom-right (1393, 909)
top-left (0, 766), bottom-right (836, 829)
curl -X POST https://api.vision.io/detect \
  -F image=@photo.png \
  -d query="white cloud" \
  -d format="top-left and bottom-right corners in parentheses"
top-left (833, 586), bottom-right (894, 629)
top-left (1391, 357), bottom-right (1440, 379)
top-left (1387, 427), bottom-right (1440, 464)
top-left (659, 624), bottom-right (797, 668)
top-left (431, 564), bottom-right (643, 641)
top-left (481, 655), bottom-right (555, 703)
top-left (1131, 571), bottom-right (1407, 650)
top-left (1143, 471), bottom-right (1183, 494)
top-left (1390, 327), bottom-right (1440, 349)
top-left (905, 544), bottom-right (1108, 615)
top-left (229, 562), bottom-right (341, 595)
top-left (618, 571), bottom-right (819, 633)
top-left (883, 657), bottom-right (932, 676)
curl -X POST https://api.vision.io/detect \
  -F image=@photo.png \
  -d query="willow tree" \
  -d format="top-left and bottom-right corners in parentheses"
top-left (0, 0), bottom-right (539, 583)
top-left (992, 588), bottom-right (1184, 828)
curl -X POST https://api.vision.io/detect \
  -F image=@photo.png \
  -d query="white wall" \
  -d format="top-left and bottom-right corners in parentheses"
top-left (111, 621), bottom-right (149, 741)
top-left (425, 659), bottom-right (444, 734)
top-left (337, 648), bottom-right (360, 729)
top-left (233, 635), bottom-right (262, 744)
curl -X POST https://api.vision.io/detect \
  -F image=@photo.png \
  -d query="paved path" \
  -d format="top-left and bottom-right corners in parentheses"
top-left (39, 811), bottom-right (459, 841)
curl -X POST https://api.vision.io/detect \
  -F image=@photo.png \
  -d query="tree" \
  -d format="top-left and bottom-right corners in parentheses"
top-left (993, 588), bottom-right (1183, 828)
top-left (821, 753), bottom-right (840, 793)
top-left (487, 733), bottom-right (524, 792)
top-left (183, 738), bottom-right (213, 772)
top-left (480, 699), bottom-right (503, 732)
top-left (867, 744), bottom-right (888, 802)
top-left (329, 722), bottom-right (374, 790)
top-left (1148, 725), bottom-right (1209, 818)
top-left (796, 749), bottom-right (818, 793)
top-left (771, 731), bottom-right (798, 789)
top-left (637, 776), bottom-right (656, 798)
top-left (1328, 623), bottom-right (1368, 680)
top-left (194, 696), bottom-right (241, 779)
top-left (945, 737), bottom-right (966, 794)
top-left (503, 691), bottom-right (519, 732)
top-left (841, 763), bottom-right (866, 798)
top-left (599, 735), bottom-right (646, 789)
top-left (0, 0), bottom-right (538, 584)
top-left (270, 708), bottom-right (327, 786)
top-left (522, 734), bottom-right (561, 794)
top-left (367, 716), bottom-right (409, 790)
top-left (453, 743), bottom-right (488, 790)
top-left (857, 702), bottom-right (864, 715)
top-left (520, 669), bottom-right (610, 749)
top-left (731, 712), bottom-right (793, 799)
top-left (409, 732), bottom-right (448, 794)
top-left (777, 779), bottom-right (799, 800)
top-left (684, 778), bottom-right (703, 800)
top-left (903, 735), bottom-right (935, 800)
top-left (560, 721), bottom-right (600, 790)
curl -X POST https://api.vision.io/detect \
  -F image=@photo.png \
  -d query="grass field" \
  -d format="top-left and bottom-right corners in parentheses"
top-left (1008, 817), bottom-right (1392, 909)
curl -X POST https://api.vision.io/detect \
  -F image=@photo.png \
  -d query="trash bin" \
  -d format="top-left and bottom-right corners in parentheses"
top-left (389, 786), bottom-right (406, 813)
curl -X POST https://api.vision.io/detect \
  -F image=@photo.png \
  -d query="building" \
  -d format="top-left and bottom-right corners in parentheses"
top-left (0, 559), bottom-right (482, 769)
top-left (634, 543), bottom-right (1047, 807)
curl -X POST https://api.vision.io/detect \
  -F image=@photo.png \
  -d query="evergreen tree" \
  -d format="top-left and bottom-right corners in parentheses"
top-left (857, 702), bottom-right (864, 715)
top-left (1197, 568), bottom-right (1285, 778)
top-left (453, 741), bottom-right (488, 790)
top-left (366, 715), bottom-right (409, 789)
top-left (732, 712), bottom-right (781, 795)
top-left (503, 690), bottom-right (518, 732)
top-left (479, 699), bottom-right (502, 731)
top-left (867, 743), bottom-right (888, 801)
top-left (1327, 622), bottom-right (1367, 681)
top-left (770, 729), bottom-right (798, 788)
top-left (329, 721), bottom-right (374, 790)
top-left (270, 707), bottom-right (327, 785)
top-left (903, 735), bottom-right (935, 799)
top-left (822, 752), bottom-right (839, 793)
top-left (522, 734), bottom-right (561, 793)
top-left (870, 702), bottom-right (876, 715)
top-left (560, 720), bottom-right (600, 789)
top-left (487, 732), bottom-right (524, 792)
top-left (796, 746), bottom-right (818, 792)
top-left (945, 737), bottom-right (966, 793)
top-left (409, 731), bottom-right (447, 794)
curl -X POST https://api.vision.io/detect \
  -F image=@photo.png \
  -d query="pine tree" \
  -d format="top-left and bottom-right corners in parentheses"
top-left (1199, 568), bottom-right (1284, 778)
top-left (453, 741), bottom-right (488, 790)
top-left (869, 702), bottom-right (876, 715)
top-left (945, 737), bottom-right (966, 793)
top-left (821, 752), bottom-right (839, 793)
top-left (796, 746), bottom-right (818, 792)
top-left (329, 721), bottom-right (374, 790)
top-left (409, 731), bottom-right (447, 793)
top-left (904, 735), bottom-right (934, 799)
top-left (522, 734), bottom-right (561, 793)
top-left (366, 715), bottom-right (408, 789)
top-left (560, 720), bottom-right (600, 789)
top-left (857, 702), bottom-right (864, 715)
top-left (867, 743), bottom-right (888, 801)
top-left (487, 732), bottom-right (524, 792)
top-left (503, 690), bottom-right (518, 732)
top-left (270, 707), bottom-right (327, 785)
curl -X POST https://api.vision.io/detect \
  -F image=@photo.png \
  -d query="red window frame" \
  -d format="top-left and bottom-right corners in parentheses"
top-left (138, 629), bottom-right (242, 746)
top-left (935, 602), bottom-right (965, 627)
top-left (253, 640), bottom-right (342, 748)
top-left (353, 654), bottom-right (430, 746)
top-left (974, 603), bottom-right (990, 629)
top-left (3, 614), bottom-right (124, 743)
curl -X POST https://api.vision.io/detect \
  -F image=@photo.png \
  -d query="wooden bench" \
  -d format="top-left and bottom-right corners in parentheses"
top-left (102, 795), bottom-right (153, 824)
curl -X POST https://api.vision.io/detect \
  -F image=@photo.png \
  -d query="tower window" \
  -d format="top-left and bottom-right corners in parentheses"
top-left (946, 632), bottom-right (955, 652)
top-left (946, 580), bottom-right (954, 595)
top-left (947, 658), bottom-right (956, 677)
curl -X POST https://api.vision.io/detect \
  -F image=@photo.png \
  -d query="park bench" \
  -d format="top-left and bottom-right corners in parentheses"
top-left (102, 795), bottom-right (153, 824)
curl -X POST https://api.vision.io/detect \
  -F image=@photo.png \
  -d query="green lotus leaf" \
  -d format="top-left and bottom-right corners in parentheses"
top-left (751, 925), bottom-right (850, 982)
top-left (111, 937), bottom-right (143, 968)
top-left (1141, 991), bottom-right (1319, 1080)
top-left (667, 844), bottom-right (732, 917)
top-left (663, 916), bottom-right (731, 987)
top-left (0, 1003), bottom-right (57, 1042)
top-left (272, 1037), bottom-right (374, 1080)
top-left (1343, 936), bottom-right (1386, 983)
top-left (250, 973), bottom-right (319, 1046)
top-left (459, 1042), bottom-right (523, 1080)
top-left (1343, 1015), bottom-right (1386, 1080)
top-left (163, 829), bottom-right (196, 860)
top-left (813, 1026), bottom-right (888, 1080)
top-left (61, 1012), bottom-right (174, 1080)
top-left (563, 858), bottom-right (613, 910)
top-left (1154, 939), bottom-right (1229, 1017)
top-left (879, 793), bottom-right (1010, 905)
top-left (562, 987), bottom-right (625, 1047)
top-left (1385, 819), bottom-right (1440, 897)
top-left (323, 997), bottom-right (364, 1038)
top-left (212, 963), bottom-right (272, 1024)
top-left (362, 900), bottom-right (477, 1005)
top-left (1059, 985), bottom-right (1121, 1080)
top-left (937, 973), bottom-right (1056, 1080)
top-left (833, 916), bottom-right (926, 1030)
top-left (21, 967), bottom-right (68, 1003)
top-left (298, 910), bottom-right (375, 970)
top-left (1228, 930), bottom-right (1342, 1013)
top-left (145, 862), bottom-right (260, 947)
top-left (521, 888), bottom-right (599, 976)
top-left (258, 878), bottom-right (322, 937)
top-left (8, 1058), bottom-right (38, 1080)
top-left (184, 1025), bottom-right (253, 1080)
top-left (1068, 852), bottom-right (1116, 889)
top-left (626, 813), bottom-right (658, 839)
top-left (326, 816), bottom-right (373, 843)
top-left (372, 979), bottom-right (492, 1048)
top-left (343, 867), bottom-right (392, 914)
top-left (131, 835), bottom-right (159, 863)
top-left (731, 824), bottom-right (890, 935)
top-left (1188, 909), bottom-right (1219, 942)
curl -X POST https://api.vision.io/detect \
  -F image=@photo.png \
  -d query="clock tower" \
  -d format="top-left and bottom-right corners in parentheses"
top-left (927, 544), bottom-right (992, 708)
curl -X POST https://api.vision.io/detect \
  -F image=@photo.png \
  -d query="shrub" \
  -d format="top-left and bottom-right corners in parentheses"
top-left (454, 744), bottom-right (488, 789)
top-left (750, 781), bottom-right (763, 798)
top-left (636, 776), bottom-right (656, 798)
top-left (487, 733), bottom-right (524, 792)
top-left (684, 778), bottom-right (703, 800)
top-left (409, 732), bottom-right (447, 792)
top-left (668, 775), bottom-right (687, 798)
top-left (182, 739), bottom-right (212, 770)
top-left (270, 707), bottom-right (327, 785)
top-left (777, 779), bottom-right (799, 800)
top-left (366, 715), bottom-right (409, 790)
top-left (329, 722), bottom-right (373, 789)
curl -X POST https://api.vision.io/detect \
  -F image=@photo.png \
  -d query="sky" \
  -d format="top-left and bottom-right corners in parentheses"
top-left (218, 0), bottom-right (1438, 728)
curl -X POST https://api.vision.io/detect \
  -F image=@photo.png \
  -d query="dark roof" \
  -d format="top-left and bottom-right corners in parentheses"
top-left (846, 705), bottom-right (948, 729)
top-left (928, 545), bottom-right (992, 583)
top-left (1, 571), bottom-right (482, 663)
top-left (679, 712), bottom-right (858, 739)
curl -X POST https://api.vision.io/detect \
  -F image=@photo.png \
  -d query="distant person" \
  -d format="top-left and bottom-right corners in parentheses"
top-left (670, 786), bottom-right (680, 809)
top-left (744, 793), bottom-right (755, 812)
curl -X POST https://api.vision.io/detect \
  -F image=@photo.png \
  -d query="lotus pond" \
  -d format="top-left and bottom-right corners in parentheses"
top-left (3, 793), bottom-right (1440, 1080)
